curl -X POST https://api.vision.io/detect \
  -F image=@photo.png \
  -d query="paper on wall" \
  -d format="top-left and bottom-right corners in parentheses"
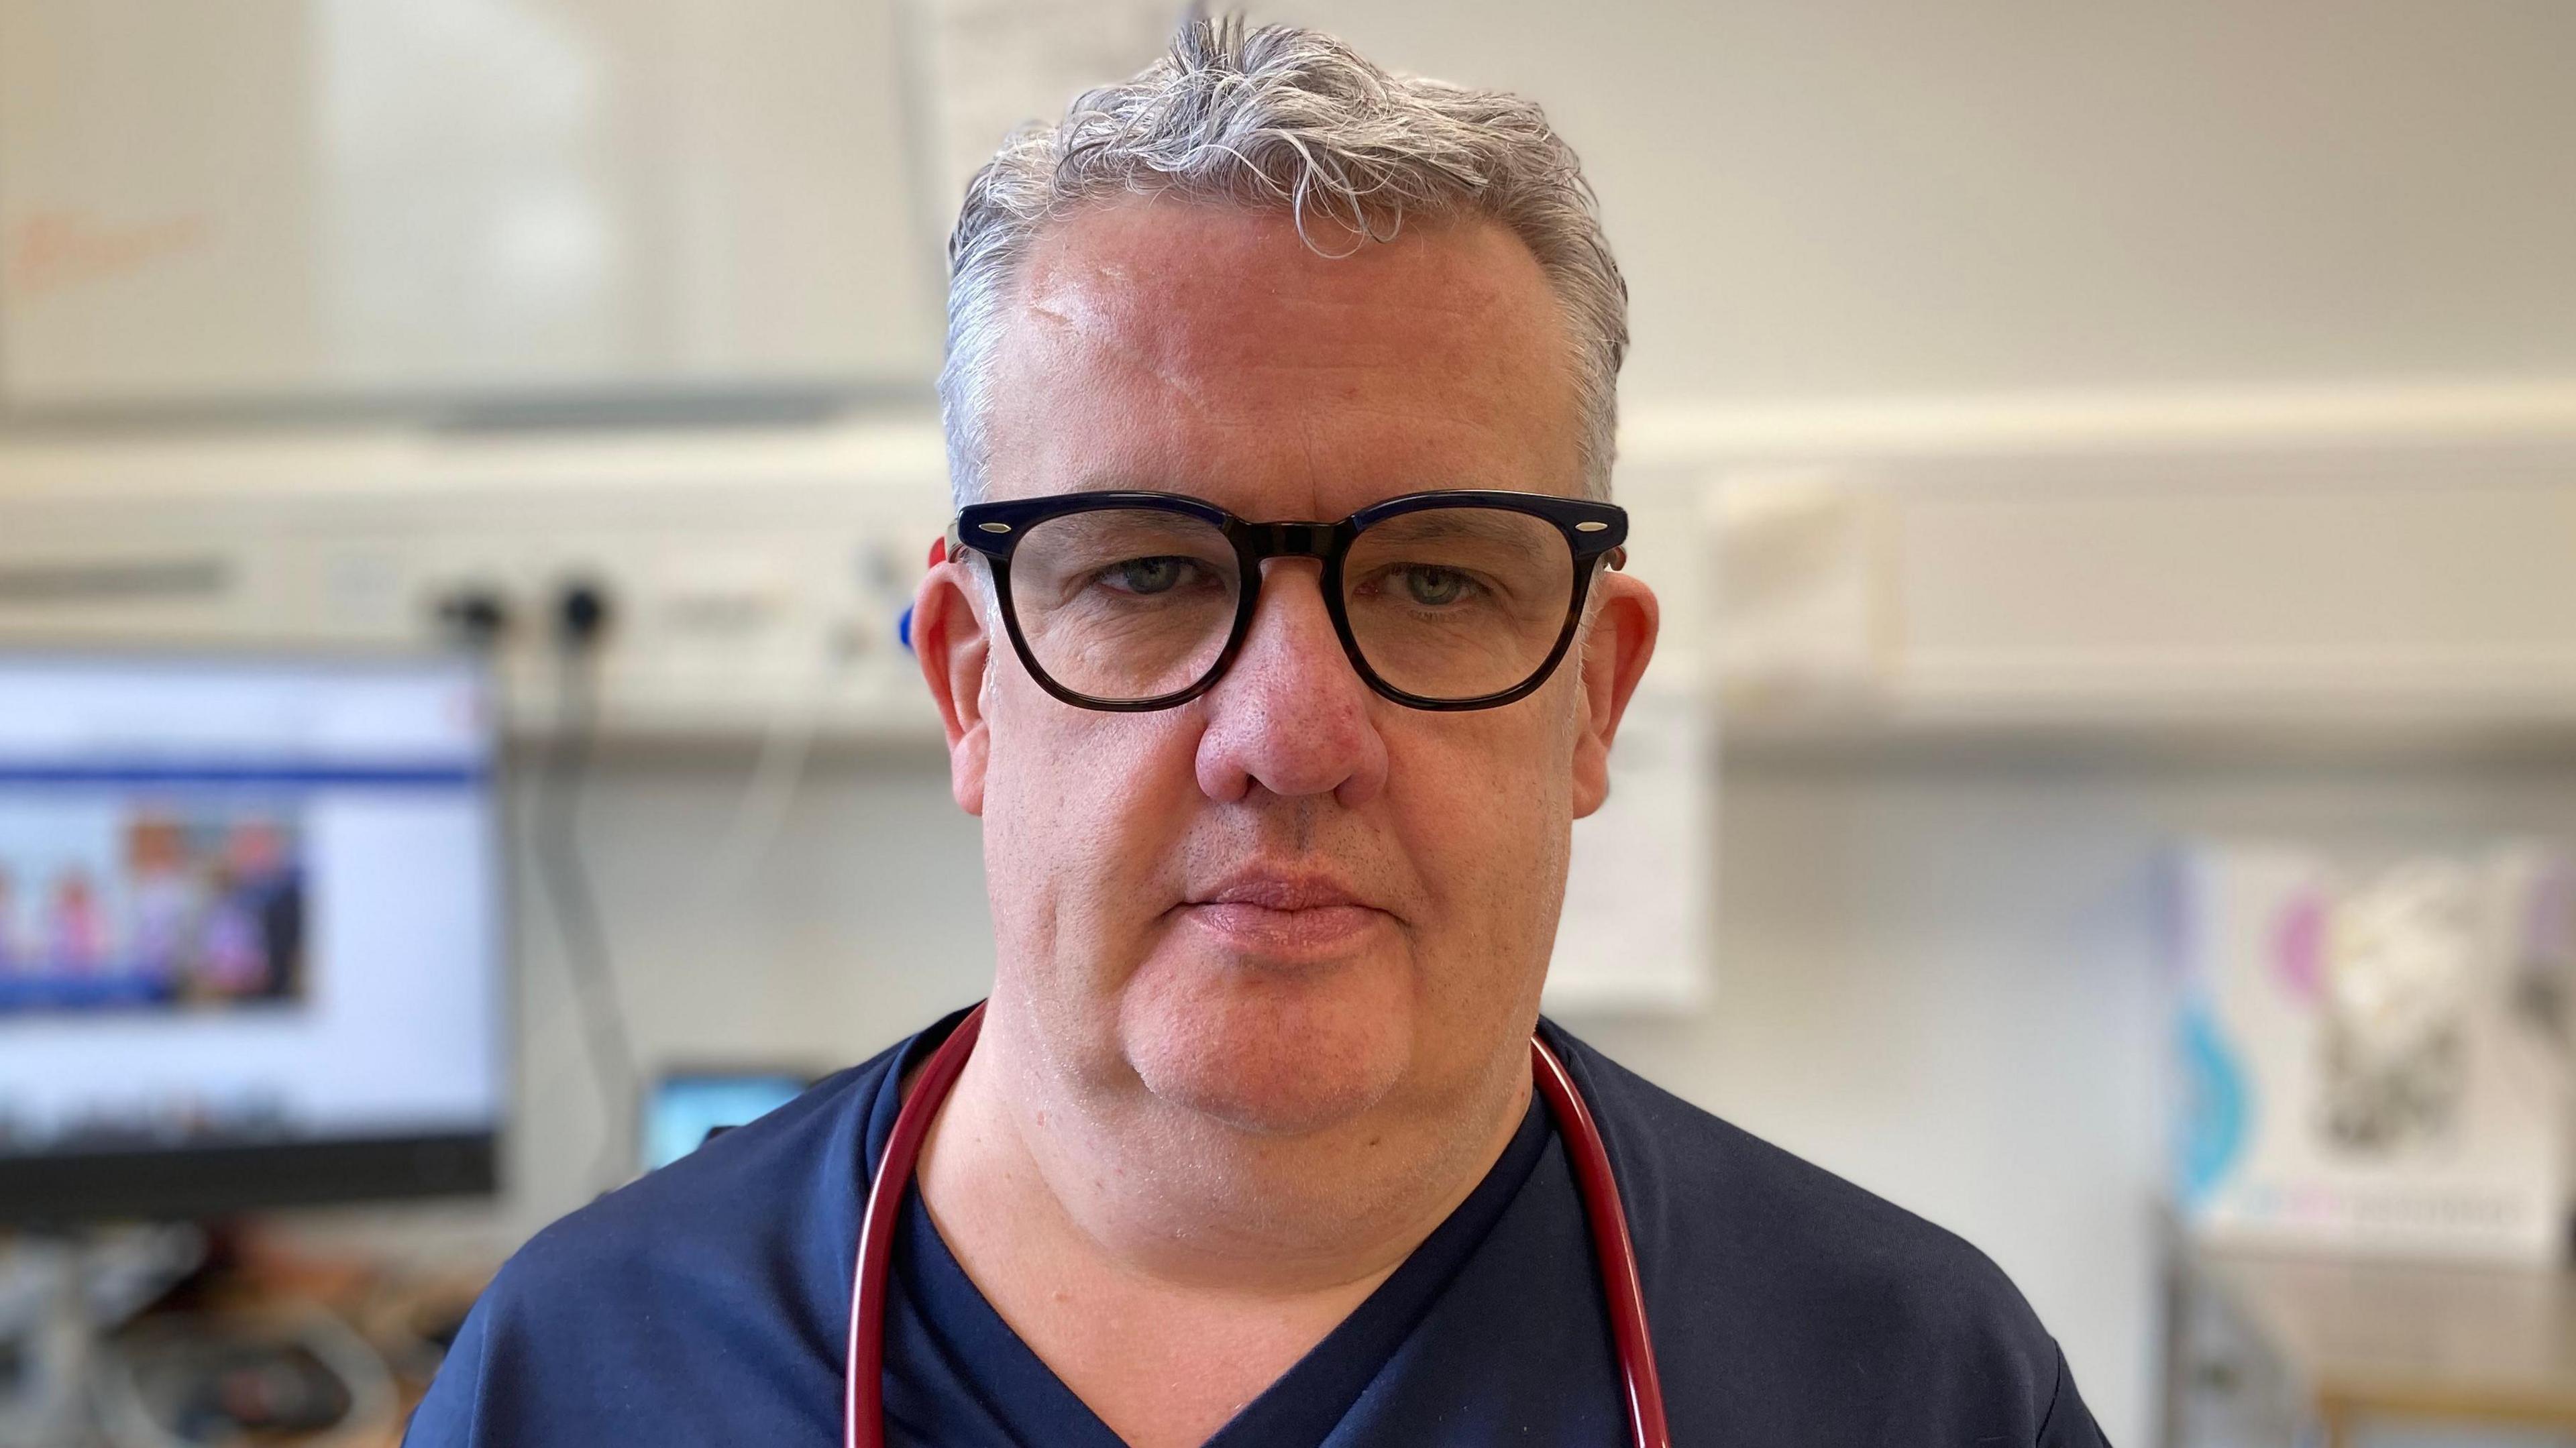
top-left (1546, 685), bottom-right (1715, 1014)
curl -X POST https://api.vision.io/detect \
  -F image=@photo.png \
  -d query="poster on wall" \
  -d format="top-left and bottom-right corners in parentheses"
top-left (2167, 840), bottom-right (2574, 1264)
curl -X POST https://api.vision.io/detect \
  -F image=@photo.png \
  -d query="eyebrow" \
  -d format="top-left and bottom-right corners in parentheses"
top-left (1057, 474), bottom-right (1191, 497)
top-left (1356, 507), bottom-right (1555, 549)
top-left (1043, 481), bottom-right (1560, 528)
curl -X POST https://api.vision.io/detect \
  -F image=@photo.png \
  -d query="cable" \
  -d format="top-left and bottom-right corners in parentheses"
top-left (528, 581), bottom-right (641, 1195)
top-left (685, 622), bottom-right (856, 938)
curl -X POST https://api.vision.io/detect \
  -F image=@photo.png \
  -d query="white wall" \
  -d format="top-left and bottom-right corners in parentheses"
top-left (1295, 0), bottom-right (2576, 404)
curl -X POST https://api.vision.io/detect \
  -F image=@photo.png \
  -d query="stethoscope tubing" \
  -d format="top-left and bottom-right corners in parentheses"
top-left (1531, 1029), bottom-right (1673, 1447)
top-left (844, 1001), bottom-right (1672, 1448)
top-left (845, 1001), bottom-right (985, 1445)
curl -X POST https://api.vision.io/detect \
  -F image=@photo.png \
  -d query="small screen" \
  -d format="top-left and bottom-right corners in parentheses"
top-left (0, 653), bottom-right (502, 1162)
top-left (643, 1073), bottom-right (810, 1172)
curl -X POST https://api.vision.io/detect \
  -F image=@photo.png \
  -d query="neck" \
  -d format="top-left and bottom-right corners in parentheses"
top-left (918, 994), bottom-right (1533, 1300)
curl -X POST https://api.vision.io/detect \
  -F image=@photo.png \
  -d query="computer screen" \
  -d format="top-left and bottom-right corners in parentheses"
top-left (641, 1070), bottom-right (813, 1174)
top-left (0, 651), bottom-right (504, 1222)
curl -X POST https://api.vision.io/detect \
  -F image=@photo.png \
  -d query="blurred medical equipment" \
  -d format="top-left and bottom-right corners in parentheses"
top-left (2167, 1243), bottom-right (2576, 1448)
top-left (91, 1308), bottom-right (398, 1448)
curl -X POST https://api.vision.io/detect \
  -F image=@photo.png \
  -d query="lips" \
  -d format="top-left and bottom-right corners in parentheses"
top-left (1195, 872), bottom-right (1371, 911)
top-left (1177, 870), bottom-right (1391, 958)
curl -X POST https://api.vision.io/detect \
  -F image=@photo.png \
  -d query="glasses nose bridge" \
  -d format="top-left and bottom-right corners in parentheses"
top-left (1229, 521), bottom-right (1360, 693)
top-left (1246, 519), bottom-right (1339, 563)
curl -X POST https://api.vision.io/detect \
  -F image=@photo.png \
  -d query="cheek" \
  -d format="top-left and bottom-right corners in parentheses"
top-left (1383, 698), bottom-right (1578, 979)
top-left (979, 676), bottom-right (1203, 985)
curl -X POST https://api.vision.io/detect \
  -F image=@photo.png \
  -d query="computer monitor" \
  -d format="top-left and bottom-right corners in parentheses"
top-left (0, 650), bottom-right (504, 1223)
top-left (641, 1068), bottom-right (814, 1174)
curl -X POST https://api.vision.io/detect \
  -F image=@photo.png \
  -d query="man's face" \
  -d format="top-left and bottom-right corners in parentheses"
top-left (918, 199), bottom-right (1655, 1139)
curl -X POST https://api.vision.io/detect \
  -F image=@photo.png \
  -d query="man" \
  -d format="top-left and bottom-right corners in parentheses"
top-left (410, 19), bottom-right (2108, 1447)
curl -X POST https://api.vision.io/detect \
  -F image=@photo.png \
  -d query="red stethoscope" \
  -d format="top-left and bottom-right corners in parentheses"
top-left (843, 1002), bottom-right (1672, 1448)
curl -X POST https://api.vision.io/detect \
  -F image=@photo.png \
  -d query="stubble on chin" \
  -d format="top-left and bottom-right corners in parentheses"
top-left (1112, 932), bottom-right (1415, 1137)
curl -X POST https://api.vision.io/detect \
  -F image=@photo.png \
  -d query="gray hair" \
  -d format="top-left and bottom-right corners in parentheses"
top-left (938, 15), bottom-right (1628, 505)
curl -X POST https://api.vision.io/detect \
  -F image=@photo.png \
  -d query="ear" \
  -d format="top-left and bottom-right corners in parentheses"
top-left (1569, 570), bottom-right (1658, 819)
top-left (912, 549), bottom-right (994, 816)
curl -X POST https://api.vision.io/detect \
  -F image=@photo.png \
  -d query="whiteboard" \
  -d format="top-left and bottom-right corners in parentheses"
top-left (0, 0), bottom-right (941, 411)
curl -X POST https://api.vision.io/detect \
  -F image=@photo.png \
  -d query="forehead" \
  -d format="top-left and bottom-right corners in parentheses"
top-left (977, 198), bottom-right (1584, 519)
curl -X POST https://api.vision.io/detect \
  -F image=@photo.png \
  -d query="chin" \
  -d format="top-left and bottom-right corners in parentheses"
top-left (1115, 940), bottom-right (1415, 1137)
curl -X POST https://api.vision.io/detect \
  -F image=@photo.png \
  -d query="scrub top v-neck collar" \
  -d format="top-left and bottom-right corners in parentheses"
top-left (864, 1038), bottom-right (1553, 1448)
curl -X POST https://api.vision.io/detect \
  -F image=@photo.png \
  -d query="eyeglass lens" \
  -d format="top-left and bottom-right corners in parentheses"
top-left (1003, 506), bottom-right (1578, 704)
top-left (1006, 509), bottom-right (1243, 701)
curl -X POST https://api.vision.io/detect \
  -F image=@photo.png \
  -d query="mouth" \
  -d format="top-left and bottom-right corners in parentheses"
top-left (1174, 871), bottom-right (1393, 960)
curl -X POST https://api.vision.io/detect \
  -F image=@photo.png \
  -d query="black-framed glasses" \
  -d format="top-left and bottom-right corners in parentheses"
top-left (946, 489), bottom-right (1628, 712)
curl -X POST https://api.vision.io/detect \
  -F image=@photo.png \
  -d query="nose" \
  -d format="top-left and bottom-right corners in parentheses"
top-left (1193, 561), bottom-right (1389, 807)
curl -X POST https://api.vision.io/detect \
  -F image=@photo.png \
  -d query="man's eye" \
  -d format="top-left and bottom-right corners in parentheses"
top-left (1097, 556), bottom-right (1194, 595)
top-left (1398, 565), bottom-right (1477, 607)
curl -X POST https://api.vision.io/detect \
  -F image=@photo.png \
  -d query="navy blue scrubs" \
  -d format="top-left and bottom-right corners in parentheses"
top-left (408, 1009), bottom-right (2110, 1446)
